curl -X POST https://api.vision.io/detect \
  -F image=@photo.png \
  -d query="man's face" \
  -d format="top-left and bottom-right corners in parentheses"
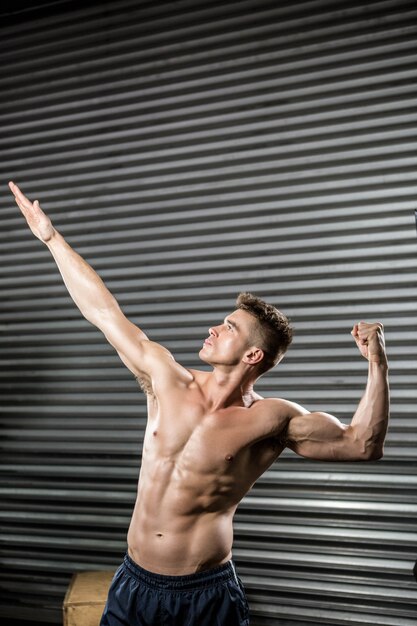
top-left (199, 309), bottom-right (258, 368)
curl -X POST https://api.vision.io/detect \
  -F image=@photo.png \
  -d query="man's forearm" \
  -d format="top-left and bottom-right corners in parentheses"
top-left (9, 181), bottom-right (121, 327)
top-left (350, 360), bottom-right (390, 459)
top-left (46, 229), bottom-right (119, 325)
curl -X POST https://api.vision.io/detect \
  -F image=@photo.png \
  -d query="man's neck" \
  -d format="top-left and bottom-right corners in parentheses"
top-left (202, 367), bottom-right (257, 411)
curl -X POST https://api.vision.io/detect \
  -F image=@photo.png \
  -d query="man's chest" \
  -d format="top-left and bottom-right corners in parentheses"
top-left (143, 394), bottom-right (286, 481)
top-left (144, 405), bottom-right (246, 460)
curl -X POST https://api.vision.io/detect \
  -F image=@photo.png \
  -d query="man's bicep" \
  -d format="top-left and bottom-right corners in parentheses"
top-left (286, 411), bottom-right (351, 460)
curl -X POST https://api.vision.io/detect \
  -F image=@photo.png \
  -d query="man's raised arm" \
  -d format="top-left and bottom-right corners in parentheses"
top-left (285, 322), bottom-right (390, 461)
top-left (8, 182), bottom-right (175, 381)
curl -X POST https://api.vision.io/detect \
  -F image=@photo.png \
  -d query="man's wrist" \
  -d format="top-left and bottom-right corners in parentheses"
top-left (369, 357), bottom-right (388, 372)
top-left (44, 228), bottom-right (61, 248)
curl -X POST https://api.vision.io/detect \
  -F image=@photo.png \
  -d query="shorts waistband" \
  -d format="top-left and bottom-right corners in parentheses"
top-left (123, 552), bottom-right (238, 590)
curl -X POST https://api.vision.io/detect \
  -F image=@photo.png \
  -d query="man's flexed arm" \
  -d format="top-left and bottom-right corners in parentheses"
top-left (285, 322), bottom-right (389, 461)
top-left (8, 182), bottom-right (176, 381)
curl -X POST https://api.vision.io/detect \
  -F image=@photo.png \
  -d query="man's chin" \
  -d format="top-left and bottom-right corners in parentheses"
top-left (198, 348), bottom-right (211, 365)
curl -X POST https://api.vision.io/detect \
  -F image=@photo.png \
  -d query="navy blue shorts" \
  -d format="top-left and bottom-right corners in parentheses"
top-left (100, 552), bottom-right (250, 626)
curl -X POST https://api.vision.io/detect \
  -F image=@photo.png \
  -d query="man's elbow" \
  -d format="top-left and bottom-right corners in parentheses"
top-left (347, 426), bottom-right (385, 461)
top-left (346, 435), bottom-right (384, 461)
top-left (358, 444), bottom-right (384, 462)
top-left (366, 447), bottom-right (384, 461)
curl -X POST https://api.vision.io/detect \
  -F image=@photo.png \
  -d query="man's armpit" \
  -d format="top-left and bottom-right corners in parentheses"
top-left (135, 373), bottom-right (154, 397)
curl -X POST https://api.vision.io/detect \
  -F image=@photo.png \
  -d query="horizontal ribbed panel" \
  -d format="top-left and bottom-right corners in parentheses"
top-left (0, 1), bottom-right (416, 625)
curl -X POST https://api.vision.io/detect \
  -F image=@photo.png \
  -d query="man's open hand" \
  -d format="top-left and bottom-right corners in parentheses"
top-left (9, 181), bottom-right (55, 243)
top-left (351, 321), bottom-right (387, 365)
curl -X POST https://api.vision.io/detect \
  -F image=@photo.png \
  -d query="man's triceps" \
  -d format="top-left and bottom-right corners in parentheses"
top-left (100, 314), bottom-right (184, 395)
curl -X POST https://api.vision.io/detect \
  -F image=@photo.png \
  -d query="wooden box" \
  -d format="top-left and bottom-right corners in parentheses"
top-left (63, 570), bottom-right (116, 626)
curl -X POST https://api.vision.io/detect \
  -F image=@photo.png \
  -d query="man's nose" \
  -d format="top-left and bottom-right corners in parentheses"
top-left (209, 327), bottom-right (218, 338)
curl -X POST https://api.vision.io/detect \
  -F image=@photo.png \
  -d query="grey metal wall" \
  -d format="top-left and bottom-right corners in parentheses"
top-left (0, 1), bottom-right (416, 624)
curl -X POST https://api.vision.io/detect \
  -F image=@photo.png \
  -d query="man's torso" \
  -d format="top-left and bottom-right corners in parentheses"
top-left (127, 367), bottom-right (292, 574)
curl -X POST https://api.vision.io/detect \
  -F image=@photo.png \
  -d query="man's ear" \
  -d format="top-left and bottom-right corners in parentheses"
top-left (243, 347), bottom-right (264, 366)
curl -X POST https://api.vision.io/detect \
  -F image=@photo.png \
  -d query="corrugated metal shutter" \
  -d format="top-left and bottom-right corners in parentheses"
top-left (0, 0), bottom-right (416, 624)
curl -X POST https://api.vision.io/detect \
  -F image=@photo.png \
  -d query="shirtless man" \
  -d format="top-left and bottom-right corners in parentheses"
top-left (9, 181), bottom-right (389, 626)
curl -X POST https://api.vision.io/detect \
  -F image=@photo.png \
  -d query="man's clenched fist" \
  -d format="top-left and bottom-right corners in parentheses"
top-left (351, 322), bottom-right (387, 365)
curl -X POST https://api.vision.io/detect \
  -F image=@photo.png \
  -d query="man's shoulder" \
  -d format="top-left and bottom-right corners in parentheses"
top-left (253, 396), bottom-right (309, 419)
top-left (139, 356), bottom-right (197, 395)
